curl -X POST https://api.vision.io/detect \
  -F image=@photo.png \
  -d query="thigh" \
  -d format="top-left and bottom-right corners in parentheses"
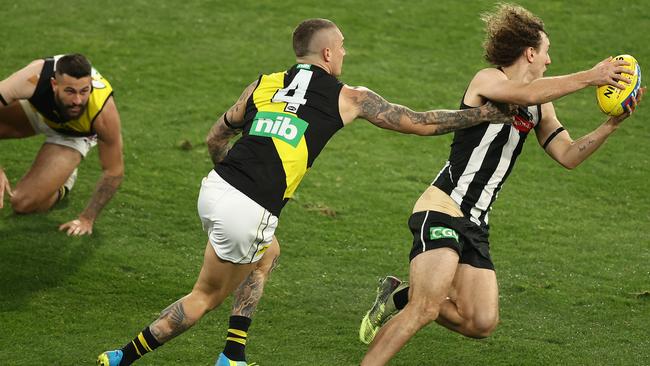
top-left (14, 143), bottom-right (81, 198)
top-left (0, 102), bottom-right (36, 139)
top-left (449, 263), bottom-right (499, 319)
top-left (409, 247), bottom-right (460, 307)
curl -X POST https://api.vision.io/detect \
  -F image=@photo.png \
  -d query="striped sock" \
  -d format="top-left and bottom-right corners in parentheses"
top-left (119, 327), bottom-right (162, 365)
top-left (223, 316), bottom-right (251, 361)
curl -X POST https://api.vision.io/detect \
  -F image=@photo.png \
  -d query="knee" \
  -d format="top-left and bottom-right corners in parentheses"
top-left (467, 312), bottom-right (499, 339)
top-left (189, 288), bottom-right (226, 314)
top-left (10, 191), bottom-right (46, 214)
top-left (406, 298), bottom-right (443, 327)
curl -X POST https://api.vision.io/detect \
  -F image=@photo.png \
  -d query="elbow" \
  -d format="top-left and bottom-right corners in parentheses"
top-left (104, 167), bottom-right (125, 181)
top-left (416, 128), bottom-right (437, 136)
top-left (410, 125), bottom-right (440, 136)
top-left (559, 160), bottom-right (579, 170)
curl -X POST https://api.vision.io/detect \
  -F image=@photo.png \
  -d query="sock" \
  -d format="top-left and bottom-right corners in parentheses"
top-left (223, 315), bottom-right (252, 361)
top-left (119, 327), bottom-right (162, 366)
top-left (393, 286), bottom-right (409, 310)
top-left (56, 186), bottom-right (69, 202)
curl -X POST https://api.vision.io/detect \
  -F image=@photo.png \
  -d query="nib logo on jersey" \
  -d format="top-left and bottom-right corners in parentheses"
top-left (250, 111), bottom-right (308, 147)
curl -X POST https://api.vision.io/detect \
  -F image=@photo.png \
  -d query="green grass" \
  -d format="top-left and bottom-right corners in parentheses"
top-left (1, 0), bottom-right (649, 365)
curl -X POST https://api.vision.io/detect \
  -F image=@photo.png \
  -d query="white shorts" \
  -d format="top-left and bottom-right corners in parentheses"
top-left (19, 100), bottom-right (97, 158)
top-left (198, 170), bottom-right (278, 264)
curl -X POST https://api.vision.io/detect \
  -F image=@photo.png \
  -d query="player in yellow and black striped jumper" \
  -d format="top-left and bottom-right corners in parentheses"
top-left (97, 18), bottom-right (515, 366)
top-left (0, 54), bottom-right (123, 236)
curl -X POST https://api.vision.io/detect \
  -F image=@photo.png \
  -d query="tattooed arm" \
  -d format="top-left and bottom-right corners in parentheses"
top-left (339, 85), bottom-right (514, 135)
top-left (206, 80), bottom-right (258, 165)
top-left (59, 97), bottom-right (123, 236)
top-left (537, 88), bottom-right (645, 169)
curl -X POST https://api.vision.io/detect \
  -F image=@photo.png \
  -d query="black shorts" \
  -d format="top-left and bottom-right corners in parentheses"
top-left (408, 211), bottom-right (494, 270)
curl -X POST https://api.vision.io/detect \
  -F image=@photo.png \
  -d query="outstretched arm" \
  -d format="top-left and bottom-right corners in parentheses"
top-left (537, 88), bottom-right (645, 169)
top-left (206, 80), bottom-right (258, 164)
top-left (59, 97), bottom-right (123, 236)
top-left (474, 57), bottom-right (631, 106)
top-left (340, 85), bottom-right (514, 135)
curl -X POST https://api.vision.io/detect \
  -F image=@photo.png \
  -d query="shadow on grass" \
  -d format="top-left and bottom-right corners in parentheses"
top-left (0, 212), bottom-right (99, 311)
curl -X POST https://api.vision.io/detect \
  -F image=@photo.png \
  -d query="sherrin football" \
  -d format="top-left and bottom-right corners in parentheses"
top-left (596, 54), bottom-right (642, 117)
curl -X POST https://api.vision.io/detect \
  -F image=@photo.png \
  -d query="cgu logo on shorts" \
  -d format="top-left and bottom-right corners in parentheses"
top-left (429, 226), bottom-right (459, 242)
top-left (250, 111), bottom-right (308, 147)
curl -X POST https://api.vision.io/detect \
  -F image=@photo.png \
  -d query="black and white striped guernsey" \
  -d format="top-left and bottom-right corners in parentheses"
top-left (433, 99), bottom-right (541, 228)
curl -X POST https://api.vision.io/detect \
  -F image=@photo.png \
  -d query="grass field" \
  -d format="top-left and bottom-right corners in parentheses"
top-left (1, 0), bottom-right (649, 365)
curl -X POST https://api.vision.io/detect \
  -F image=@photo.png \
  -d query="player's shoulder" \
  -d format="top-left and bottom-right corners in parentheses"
top-left (339, 84), bottom-right (377, 107)
top-left (473, 67), bottom-right (508, 82)
top-left (467, 68), bottom-right (509, 93)
top-left (21, 59), bottom-right (46, 74)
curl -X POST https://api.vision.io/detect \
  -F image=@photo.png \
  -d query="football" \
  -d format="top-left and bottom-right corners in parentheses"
top-left (596, 54), bottom-right (642, 116)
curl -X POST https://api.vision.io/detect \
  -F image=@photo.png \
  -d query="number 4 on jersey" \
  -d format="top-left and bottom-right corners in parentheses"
top-left (272, 69), bottom-right (313, 113)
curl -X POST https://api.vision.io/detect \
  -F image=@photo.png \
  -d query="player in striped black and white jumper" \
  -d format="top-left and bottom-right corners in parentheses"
top-left (360, 4), bottom-right (645, 365)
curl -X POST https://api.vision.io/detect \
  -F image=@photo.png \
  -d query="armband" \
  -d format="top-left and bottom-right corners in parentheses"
top-left (542, 127), bottom-right (565, 150)
top-left (223, 112), bottom-right (235, 129)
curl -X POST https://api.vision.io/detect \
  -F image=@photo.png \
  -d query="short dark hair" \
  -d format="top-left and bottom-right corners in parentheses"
top-left (292, 18), bottom-right (337, 57)
top-left (481, 3), bottom-right (546, 67)
top-left (55, 53), bottom-right (92, 79)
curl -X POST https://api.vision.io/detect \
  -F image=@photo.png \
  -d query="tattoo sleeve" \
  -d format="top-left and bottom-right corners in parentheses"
top-left (80, 174), bottom-right (122, 221)
top-left (353, 88), bottom-right (512, 135)
top-left (206, 116), bottom-right (241, 165)
top-left (149, 299), bottom-right (192, 343)
top-left (206, 81), bottom-right (256, 164)
top-left (231, 255), bottom-right (279, 318)
top-left (231, 271), bottom-right (265, 318)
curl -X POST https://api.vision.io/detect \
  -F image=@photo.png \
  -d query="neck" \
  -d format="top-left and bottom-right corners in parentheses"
top-left (501, 61), bottom-right (535, 83)
top-left (296, 56), bottom-right (331, 74)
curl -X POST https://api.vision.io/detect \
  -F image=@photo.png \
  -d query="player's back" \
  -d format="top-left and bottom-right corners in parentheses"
top-left (215, 63), bottom-right (344, 217)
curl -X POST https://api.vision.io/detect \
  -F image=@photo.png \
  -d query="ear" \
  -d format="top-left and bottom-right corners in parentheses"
top-left (50, 76), bottom-right (57, 91)
top-left (322, 47), bottom-right (332, 62)
top-left (525, 47), bottom-right (536, 63)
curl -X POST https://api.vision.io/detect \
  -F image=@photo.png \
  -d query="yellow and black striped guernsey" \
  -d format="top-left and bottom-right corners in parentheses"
top-left (215, 64), bottom-right (344, 217)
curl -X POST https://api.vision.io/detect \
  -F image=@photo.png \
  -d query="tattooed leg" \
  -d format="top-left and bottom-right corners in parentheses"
top-left (149, 298), bottom-right (193, 343)
top-left (149, 242), bottom-right (257, 344)
top-left (232, 237), bottom-right (281, 317)
top-left (219, 238), bottom-right (280, 362)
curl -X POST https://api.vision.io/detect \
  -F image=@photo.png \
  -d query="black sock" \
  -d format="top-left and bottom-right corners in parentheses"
top-left (119, 327), bottom-right (162, 366)
top-left (223, 315), bottom-right (252, 361)
top-left (393, 286), bottom-right (409, 310)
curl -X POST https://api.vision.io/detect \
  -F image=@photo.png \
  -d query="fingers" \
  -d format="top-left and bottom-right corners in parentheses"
top-left (0, 181), bottom-right (12, 209)
top-left (637, 87), bottom-right (646, 103)
top-left (58, 219), bottom-right (93, 236)
top-left (612, 59), bottom-right (631, 68)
